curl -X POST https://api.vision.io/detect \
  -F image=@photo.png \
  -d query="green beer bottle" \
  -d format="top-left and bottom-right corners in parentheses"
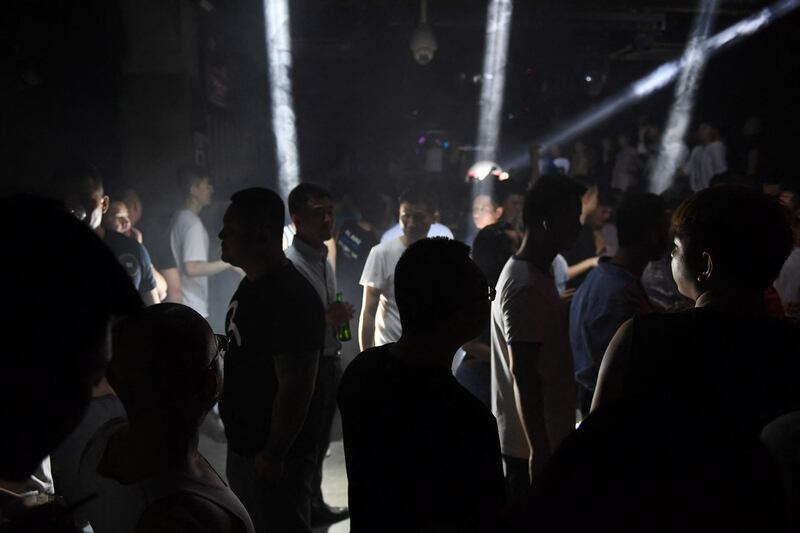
top-left (336, 292), bottom-right (352, 342)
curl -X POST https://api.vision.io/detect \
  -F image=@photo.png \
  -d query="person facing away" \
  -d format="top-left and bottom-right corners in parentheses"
top-left (490, 175), bottom-right (585, 507)
top-left (339, 238), bottom-right (505, 532)
top-left (52, 160), bottom-right (160, 306)
top-left (0, 195), bottom-right (141, 531)
top-left (170, 166), bottom-right (234, 318)
top-left (217, 188), bottom-right (325, 533)
top-left (75, 304), bottom-right (254, 533)
top-left (593, 186), bottom-right (800, 438)
top-left (358, 188), bottom-right (437, 350)
top-left (284, 183), bottom-right (351, 526)
top-left (569, 192), bottom-right (670, 417)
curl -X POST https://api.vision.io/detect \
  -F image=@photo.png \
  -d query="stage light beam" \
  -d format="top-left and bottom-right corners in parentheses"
top-left (649, 0), bottom-right (719, 193)
top-left (264, 0), bottom-right (300, 200)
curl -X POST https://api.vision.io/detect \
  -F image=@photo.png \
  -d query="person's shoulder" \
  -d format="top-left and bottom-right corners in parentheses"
top-left (340, 347), bottom-right (391, 396)
top-left (136, 492), bottom-right (246, 533)
top-left (105, 229), bottom-right (144, 253)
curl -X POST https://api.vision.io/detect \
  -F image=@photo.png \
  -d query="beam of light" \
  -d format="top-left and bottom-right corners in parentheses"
top-left (533, 0), bottom-right (800, 157)
top-left (264, 0), bottom-right (300, 200)
top-left (649, 0), bottom-right (719, 193)
top-left (475, 0), bottom-right (514, 165)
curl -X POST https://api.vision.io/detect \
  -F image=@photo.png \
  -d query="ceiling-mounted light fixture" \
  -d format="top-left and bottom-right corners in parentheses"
top-left (410, 0), bottom-right (437, 65)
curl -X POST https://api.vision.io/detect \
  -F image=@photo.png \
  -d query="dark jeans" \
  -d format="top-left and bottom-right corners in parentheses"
top-left (227, 448), bottom-right (315, 533)
top-left (503, 454), bottom-right (530, 514)
top-left (309, 356), bottom-right (342, 506)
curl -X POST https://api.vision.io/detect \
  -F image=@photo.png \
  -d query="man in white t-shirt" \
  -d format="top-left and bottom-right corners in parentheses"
top-left (170, 167), bottom-right (234, 318)
top-left (491, 175), bottom-right (585, 509)
top-left (359, 189), bottom-right (436, 350)
top-left (684, 123), bottom-right (727, 191)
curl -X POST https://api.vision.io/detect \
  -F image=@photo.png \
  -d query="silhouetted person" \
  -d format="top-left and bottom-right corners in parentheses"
top-left (491, 176), bottom-right (585, 510)
top-left (218, 188), bottom-right (325, 533)
top-left (359, 189), bottom-right (438, 350)
top-left (339, 238), bottom-right (505, 532)
top-left (569, 193), bottom-right (669, 417)
top-left (284, 183), bottom-right (351, 526)
top-left (684, 122), bottom-right (727, 191)
top-left (76, 304), bottom-right (254, 533)
top-left (0, 195), bottom-right (140, 530)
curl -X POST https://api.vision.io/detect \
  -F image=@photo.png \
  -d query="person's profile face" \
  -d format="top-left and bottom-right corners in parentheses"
top-left (192, 177), bottom-right (214, 207)
top-left (219, 207), bottom-right (250, 267)
top-left (82, 188), bottom-right (108, 231)
top-left (472, 194), bottom-right (501, 230)
top-left (399, 202), bottom-right (434, 242)
top-left (670, 236), bottom-right (700, 300)
top-left (297, 196), bottom-right (335, 243)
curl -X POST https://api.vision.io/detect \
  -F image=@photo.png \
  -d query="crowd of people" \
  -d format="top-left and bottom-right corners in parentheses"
top-left (1, 123), bottom-right (800, 532)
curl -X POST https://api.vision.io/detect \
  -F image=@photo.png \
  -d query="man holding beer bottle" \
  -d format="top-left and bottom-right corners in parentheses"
top-left (285, 183), bottom-right (353, 527)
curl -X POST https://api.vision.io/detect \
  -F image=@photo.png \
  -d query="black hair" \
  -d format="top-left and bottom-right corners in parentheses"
top-left (398, 188), bottom-right (439, 213)
top-left (395, 238), bottom-right (479, 334)
top-left (495, 178), bottom-right (527, 205)
top-left (177, 166), bottom-right (209, 196)
top-left (523, 176), bottom-right (587, 230)
top-left (229, 187), bottom-right (285, 240)
top-left (51, 159), bottom-right (104, 199)
top-left (288, 182), bottom-right (333, 216)
top-left (472, 222), bottom-right (516, 287)
top-left (616, 193), bottom-right (666, 248)
top-left (672, 186), bottom-right (792, 291)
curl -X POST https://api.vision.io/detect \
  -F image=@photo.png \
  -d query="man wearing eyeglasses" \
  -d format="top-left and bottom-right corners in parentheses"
top-left (340, 238), bottom-right (504, 532)
top-left (218, 188), bottom-right (325, 533)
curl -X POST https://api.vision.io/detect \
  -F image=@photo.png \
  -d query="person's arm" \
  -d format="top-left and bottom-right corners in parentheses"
top-left (508, 341), bottom-right (551, 480)
top-left (462, 338), bottom-right (491, 363)
top-left (359, 286), bottom-right (380, 351)
top-left (142, 289), bottom-right (160, 306)
top-left (153, 268), bottom-right (168, 301)
top-left (257, 350), bottom-right (320, 478)
top-left (591, 318), bottom-right (634, 412)
top-left (184, 260), bottom-right (231, 277)
top-left (161, 267), bottom-right (182, 303)
top-left (567, 257), bottom-right (599, 280)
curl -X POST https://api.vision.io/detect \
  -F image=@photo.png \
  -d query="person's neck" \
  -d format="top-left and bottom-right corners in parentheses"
top-left (294, 233), bottom-right (325, 251)
top-left (401, 234), bottom-right (424, 247)
top-left (610, 246), bottom-right (650, 278)
top-left (243, 251), bottom-right (286, 281)
top-left (107, 416), bottom-right (199, 483)
top-left (516, 231), bottom-right (557, 273)
top-left (391, 334), bottom-right (458, 369)
top-left (185, 197), bottom-right (204, 215)
top-left (694, 288), bottom-right (766, 316)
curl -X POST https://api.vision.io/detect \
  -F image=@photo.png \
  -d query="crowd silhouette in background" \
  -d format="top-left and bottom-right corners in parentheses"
top-left (1, 116), bottom-right (800, 533)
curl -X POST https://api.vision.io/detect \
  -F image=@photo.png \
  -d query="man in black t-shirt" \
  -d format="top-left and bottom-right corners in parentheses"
top-left (336, 191), bottom-right (384, 307)
top-left (338, 238), bottom-right (505, 532)
top-left (218, 188), bottom-right (325, 533)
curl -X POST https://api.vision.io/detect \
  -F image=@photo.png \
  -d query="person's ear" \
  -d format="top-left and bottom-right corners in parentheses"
top-left (495, 206), bottom-right (504, 220)
top-left (101, 195), bottom-right (110, 215)
top-left (696, 251), bottom-right (714, 284)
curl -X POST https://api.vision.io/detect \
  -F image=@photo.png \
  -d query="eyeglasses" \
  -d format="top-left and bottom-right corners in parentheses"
top-left (208, 334), bottom-right (229, 370)
top-left (486, 285), bottom-right (497, 302)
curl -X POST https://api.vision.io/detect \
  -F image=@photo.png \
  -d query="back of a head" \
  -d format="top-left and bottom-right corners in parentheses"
top-left (0, 195), bottom-right (141, 480)
top-left (616, 192), bottom-right (666, 248)
top-left (110, 303), bottom-right (216, 421)
top-left (673, 186), bottom-right (792, 291)
top-left (472, 223), bottom-right (516, 287)
top-left (523, 175), bottom-right (587, 230)
top-left (288, 182), bottom-right (332, 216)
top-left (229, 187), bottom-right (285, 241)
top-left (395, 238), bottom-right (478, 335)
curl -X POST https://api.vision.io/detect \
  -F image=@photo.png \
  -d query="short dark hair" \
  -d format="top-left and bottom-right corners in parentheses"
top-left (398, 188), bottom-right (438, 213)
top-left (395, 238), bottom-right (479, 334)
top-left (616, 193), bottom-right (666, 247)
top-left (177, 166), bottom-right (209, 196)
top-left (51, 159), bottom-right (104, 199)
top-left (523, 176), bottom-right (587, 230)
top-left (495, 178), bottom-right (527, 205)
top-left (288, 183), bottom-right (332, 216)
top-left (229, 187), bottom-right (285, 239)
top-left (472, 222), bottom-right (516, 287)
top-left (672, 186), bottom-right (792, 291)
top-left (110, 303), bottom-right (216, 424)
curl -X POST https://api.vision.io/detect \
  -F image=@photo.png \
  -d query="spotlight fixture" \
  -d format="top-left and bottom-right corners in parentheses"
top-left (467, 161), bottom-right (505, 183)
top-left (410, 0), bottom-right (437, 65)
